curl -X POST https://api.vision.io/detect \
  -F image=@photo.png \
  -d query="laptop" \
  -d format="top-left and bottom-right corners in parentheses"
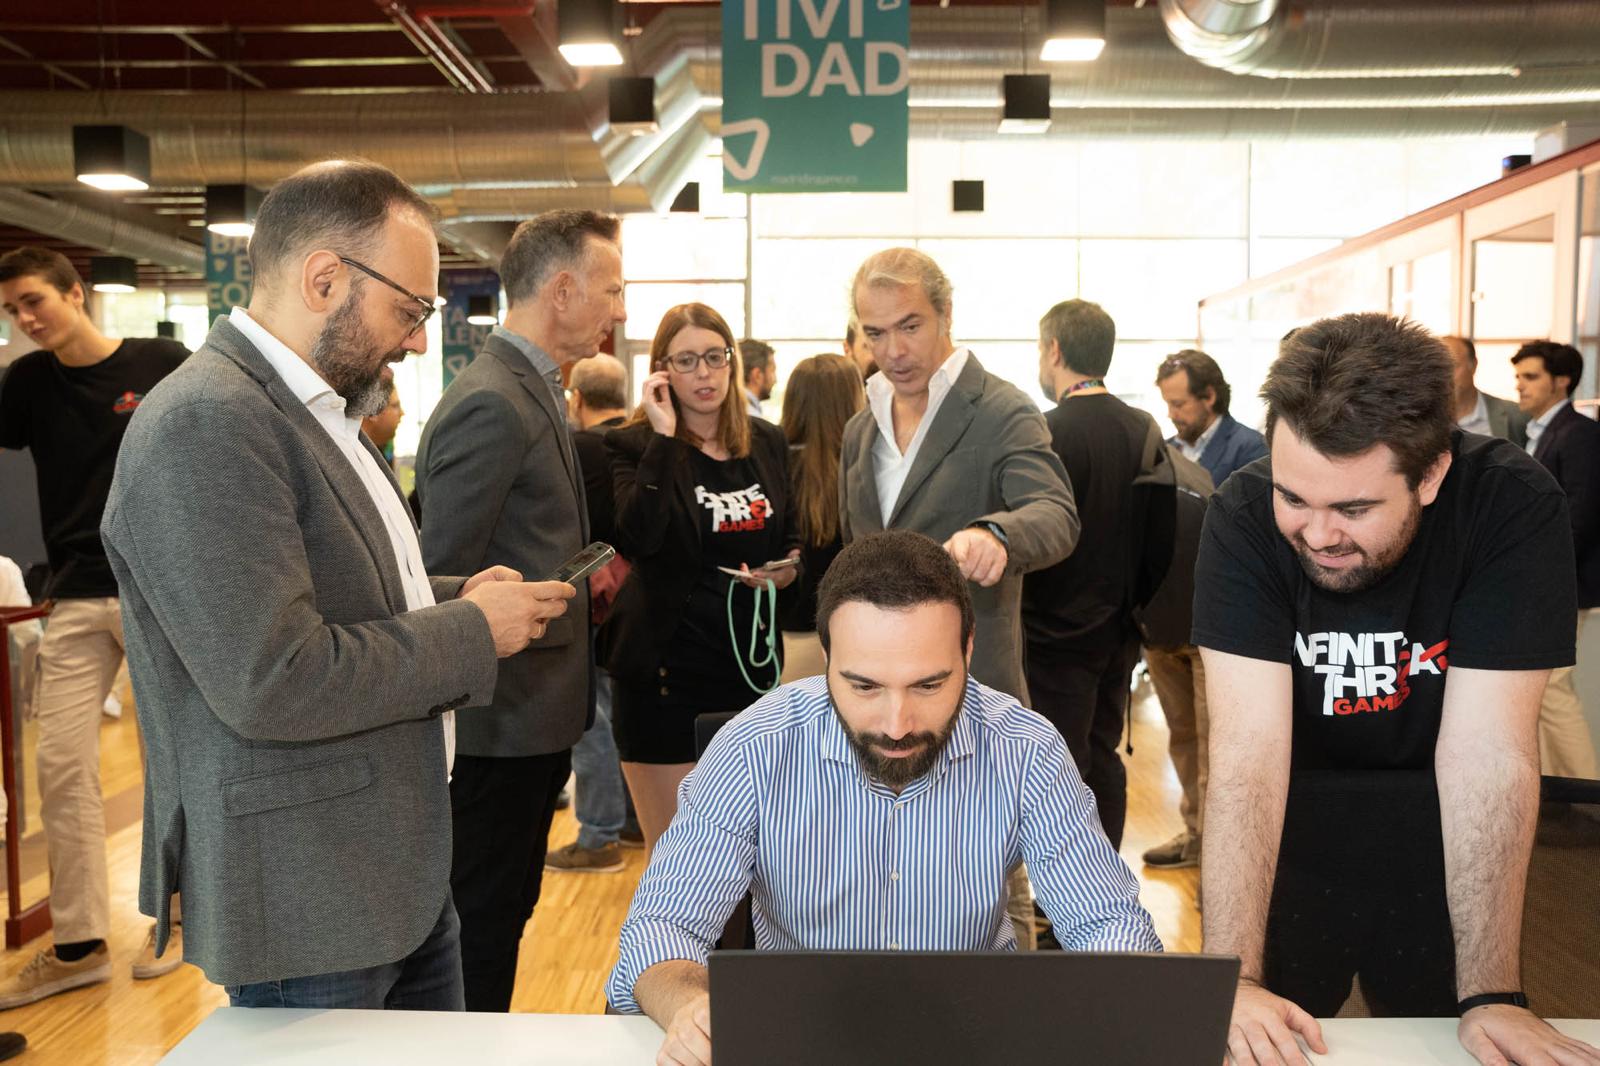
top-left (709, 950), bottom-right (1239, 1066)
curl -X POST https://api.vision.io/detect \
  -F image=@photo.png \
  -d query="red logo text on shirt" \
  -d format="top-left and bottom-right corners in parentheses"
top-left (1294, 631), bottom-right (1449, 717)
top-left (695, 483), bottom-right (769, 534)
top-left (112, 391), bottom-right (144, 415)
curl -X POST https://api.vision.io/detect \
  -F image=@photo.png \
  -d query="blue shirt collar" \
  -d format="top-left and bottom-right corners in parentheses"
top-left (491, 325), bottom-right (561, 383)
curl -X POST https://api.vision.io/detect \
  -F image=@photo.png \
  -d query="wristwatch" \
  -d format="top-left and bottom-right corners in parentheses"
top-left (969, 521), bottom-right (1009, 548)
top-left (1457, 992), bottom-right (1528, 1015)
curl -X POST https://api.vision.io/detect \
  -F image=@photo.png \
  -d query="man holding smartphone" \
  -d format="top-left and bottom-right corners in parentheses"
top-left (415, 209), bottom-right (624, 1012)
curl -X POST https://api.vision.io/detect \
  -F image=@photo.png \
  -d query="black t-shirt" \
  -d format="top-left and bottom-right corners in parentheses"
top-left (1192, 431), bottom-right (1575, 772)
top-left (0, 338), bottom-right (189, 598)
top-left (672, 450), bottom-right (778, 682)
top-left (1023, 393), bottom-right (1157, 646)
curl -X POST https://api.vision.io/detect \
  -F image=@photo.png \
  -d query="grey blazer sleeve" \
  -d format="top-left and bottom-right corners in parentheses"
top-left (419, 388), bottom-right (527, 579)
top-left (838, 421), bottom-right (859, 545)
top-left (973, 400), bottom-right (1079, 574)
top-left (104, 398), bottom-right (498, 743)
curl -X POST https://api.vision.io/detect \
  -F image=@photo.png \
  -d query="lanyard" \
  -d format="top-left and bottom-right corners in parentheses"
top-left (726, 577), bottom-right (782, 695)
top-left (1061, 377), bottom-right (1106, 396)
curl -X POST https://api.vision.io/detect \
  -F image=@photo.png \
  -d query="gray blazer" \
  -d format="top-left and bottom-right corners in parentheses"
top-left (100, 318), bottom-right (499, 988)
top-left (415, 331), bottom-right (592, 757)
top-left (1483, 391), bottom-right (1531, 449)
top-left (840, 353), bottom-right (1079, 702)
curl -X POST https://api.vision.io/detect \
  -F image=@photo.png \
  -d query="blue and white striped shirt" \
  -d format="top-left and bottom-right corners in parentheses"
top-left (606, 675), bottom-right (1162, 1012)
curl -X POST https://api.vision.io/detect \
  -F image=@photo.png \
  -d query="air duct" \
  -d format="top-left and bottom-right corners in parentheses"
top-left (0, 188), bottom-right (204, 274)
top-left (1159, 0), bottom-right (1600, 79)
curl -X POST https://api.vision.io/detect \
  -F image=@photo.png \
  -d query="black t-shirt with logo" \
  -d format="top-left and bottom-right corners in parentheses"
top-left (670, 450), bottom-right (777, 689)
top-left (1192, 430), bottom-right (1575, 772)
top-left (0, 338), bottom-right (189, 598)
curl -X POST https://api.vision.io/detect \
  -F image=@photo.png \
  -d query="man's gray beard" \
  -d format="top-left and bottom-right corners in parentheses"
top-left (309, 290), bottom-right (393, 417)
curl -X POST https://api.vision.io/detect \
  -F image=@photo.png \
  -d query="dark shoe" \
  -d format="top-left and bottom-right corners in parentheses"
top-left (0, 1032), bottom-right (25, 1061)
top-left (1142, 831), bottom-right (1201, 869)
top-left (554, 788), bottom-right (572, 811)
top-left (619, 824), bottom-right (646, 849)
top-left (545, 841), bottom-right (624, 873)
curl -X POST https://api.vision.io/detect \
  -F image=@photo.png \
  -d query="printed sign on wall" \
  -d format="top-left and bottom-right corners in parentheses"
top-left (441, 269), bottom-right (501, 390)
top-left (205, 233), bottom-right (252, 324)
top-left (722, 0), bottom-right (910, 193)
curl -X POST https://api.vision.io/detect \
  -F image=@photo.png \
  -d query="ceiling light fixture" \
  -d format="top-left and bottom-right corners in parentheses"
top-left (998, 74), bottom-right (1052, 134)
top-left (466, 294), bottom-right (499, 326)
top-left (1040, 0), bottom-right (1106, 62)
top-left (559, 0), bottom-right (624, 67)
top-left (90, 256), bottom-right (140, 294)
top-left (205, 184), bottom-right (263, 238)
top-left (73, 125), bottom-right (152, 191)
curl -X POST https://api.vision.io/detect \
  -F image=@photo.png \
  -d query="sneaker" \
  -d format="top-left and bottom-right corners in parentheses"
top-left (0, 944), bottom-right (111, 1009)
top-left (544, 841), bottom-right (624, 874)
top-left (619, 825), bottom-right (646, 849)
top-left (132, 922), bottom-right (184, 980)
top-left (1142, 831), bottom-right (1201, 869)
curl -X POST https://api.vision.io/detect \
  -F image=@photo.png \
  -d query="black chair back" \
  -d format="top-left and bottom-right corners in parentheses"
top-left (1523, 775), bottom-right (1600, 1017)
top-left (694, 711), bottom-right (753, 951)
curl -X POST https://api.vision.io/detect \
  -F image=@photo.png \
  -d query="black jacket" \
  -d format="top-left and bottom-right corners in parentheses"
top-left (1532, 402), bottom-right (1600, 608)
top-left (602, 417), bottom-right (801, 681)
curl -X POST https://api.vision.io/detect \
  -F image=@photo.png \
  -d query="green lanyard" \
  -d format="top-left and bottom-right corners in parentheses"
top-left (726, 576), bottom-right (781, 695)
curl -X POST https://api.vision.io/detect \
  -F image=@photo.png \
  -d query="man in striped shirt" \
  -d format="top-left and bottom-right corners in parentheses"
top-left (607, 531), bottom-right (1161, 1065)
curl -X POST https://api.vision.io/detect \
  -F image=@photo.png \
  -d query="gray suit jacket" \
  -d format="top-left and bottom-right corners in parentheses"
top-left (415, 331), bottom-right (592, 757)
top-left (840, 354), bottom-right (1079, 702)
top-left (101, 318), bottom-right (499, 987)
top-left (1483, 391), bottom-right (1531, 449)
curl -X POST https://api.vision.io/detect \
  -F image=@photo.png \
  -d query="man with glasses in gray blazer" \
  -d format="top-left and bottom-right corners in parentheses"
top-left (102, 160), bottom-right (574, 1010)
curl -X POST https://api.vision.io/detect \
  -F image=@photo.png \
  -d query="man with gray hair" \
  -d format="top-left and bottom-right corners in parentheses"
top-left (415, 208), bottom-right (624, 1010)
top-left (839, 246), bottom-right (1078, 704)
top-left (101, 159), bottom-right (574, 1009)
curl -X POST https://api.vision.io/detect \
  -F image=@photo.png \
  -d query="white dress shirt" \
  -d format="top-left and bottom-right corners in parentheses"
top-left (1455, 392), bottom-right (1491, 437)
top-left (866, 347), bottom-right (970, 521)
top-left (1174, 413), bottom-right (1222, 463)
top-left (1524, 397), bottom-right (1570, 456)
top-left (229, 308), bottom-right (454, 768)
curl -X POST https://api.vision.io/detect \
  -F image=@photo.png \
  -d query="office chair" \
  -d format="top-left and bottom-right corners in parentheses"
top-left (694, 712), bottom-right (752, 951)
top-left (1522, 774), bottom-right (1600, 1018)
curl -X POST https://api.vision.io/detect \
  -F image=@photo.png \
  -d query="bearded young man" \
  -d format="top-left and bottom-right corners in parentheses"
top-left (607, 530), bottom-right (1160, 1066)
top-left (1195, 313), bottom-right (1600, 1066)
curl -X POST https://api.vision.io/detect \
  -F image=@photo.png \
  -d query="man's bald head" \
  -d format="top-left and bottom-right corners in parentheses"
top-left (569, 353), bottom-right (628, 427)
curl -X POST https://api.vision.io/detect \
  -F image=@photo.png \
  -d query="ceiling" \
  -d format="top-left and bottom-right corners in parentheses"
top-left (4, 0), bottom-right (1600, 289)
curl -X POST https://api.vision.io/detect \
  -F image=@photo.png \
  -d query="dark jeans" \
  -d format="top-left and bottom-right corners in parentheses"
top-left (449, 749), bottom-right (572, 1012)
top-left (225, 890), bottom-right (464, 1010)
top-left (1025, 634), bottom-right (1139, 849)
top-left (1263, 772), bottom-right (1457, 1017)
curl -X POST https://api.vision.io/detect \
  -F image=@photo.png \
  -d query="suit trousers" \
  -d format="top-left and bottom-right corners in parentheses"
top-left (450, 749), bottom-right (572, 1012)
top-left (35, 597), bottom-right (124, 943)
top-left (1143, 643), bottom-right (1210, 838)
top-left (1025, 634), bottom-right (1139, 849)
top-left (1538, 611), bottom-right (1599, 781)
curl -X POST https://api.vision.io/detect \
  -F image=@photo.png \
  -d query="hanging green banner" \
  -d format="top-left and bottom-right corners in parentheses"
top-left (205, 233), bottom-right (252, 324)
top-left (721, 0), bottom-right (910, 194)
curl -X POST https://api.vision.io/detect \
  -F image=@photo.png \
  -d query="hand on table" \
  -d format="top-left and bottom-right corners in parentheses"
top-left (1223, 980), bottom-right (1327, 1066)
top-left (943, 527), bottom-right (1007, 588)
top-left (656, 990), bottom-right (713, 1066)
top-left (1458, 1004), bottom-right (1600, 1066)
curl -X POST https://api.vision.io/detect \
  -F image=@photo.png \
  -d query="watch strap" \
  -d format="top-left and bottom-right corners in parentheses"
top-left (1457, 992), bottom-right (1528, 1015)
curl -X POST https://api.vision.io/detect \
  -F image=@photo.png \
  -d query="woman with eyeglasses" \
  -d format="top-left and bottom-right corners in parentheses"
top-left (603, 303), bottom-right (801, 849)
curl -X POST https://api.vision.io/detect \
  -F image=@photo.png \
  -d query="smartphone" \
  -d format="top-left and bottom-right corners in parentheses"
top-left (716, 558), bottom-right (799, 578)
top-left (548, 542), bottom-right (616, 585)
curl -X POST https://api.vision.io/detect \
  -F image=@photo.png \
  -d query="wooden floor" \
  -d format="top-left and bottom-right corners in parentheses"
top-left (0, 671), bottom-right (1197, 1064)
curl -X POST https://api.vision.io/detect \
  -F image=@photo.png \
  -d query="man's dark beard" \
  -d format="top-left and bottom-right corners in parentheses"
top-left (309, 287), bottom-right (396, 418)
top-left (1288, 494), bottom-right (1421, 593)
top-left (827, 675), bottom-right (964, 790)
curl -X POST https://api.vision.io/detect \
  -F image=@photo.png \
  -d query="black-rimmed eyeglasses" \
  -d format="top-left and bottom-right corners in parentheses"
top-left (662, 346), bottom-right (733, 374)
top-left (339, 256), bottom-right (436, 335)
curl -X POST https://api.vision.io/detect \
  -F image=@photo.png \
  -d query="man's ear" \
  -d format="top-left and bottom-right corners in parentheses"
top-left (301, 251), bottom-right (343, 314)
top-left (547, 270), bottom-right (575, 314)
top-left (1418, 450), bottom-right (1453, 507)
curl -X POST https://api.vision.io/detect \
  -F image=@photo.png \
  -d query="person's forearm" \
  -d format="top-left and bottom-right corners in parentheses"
top-left (1200, 759), bottom-right (1286, 980)
top-left (634, 960), bottom-right (710, 1029)
top-left (1437, 728), bottom-right (1539, 997)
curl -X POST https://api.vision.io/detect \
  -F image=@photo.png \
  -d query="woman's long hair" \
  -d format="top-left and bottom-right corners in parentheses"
top-left (781, 353), bottom-right (864, 547)
top-left (628, 302), bottom-right (752, 459)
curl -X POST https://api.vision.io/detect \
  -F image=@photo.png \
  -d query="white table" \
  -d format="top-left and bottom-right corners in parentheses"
top-left (161, 1008), bottom-right (1600, 1065)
